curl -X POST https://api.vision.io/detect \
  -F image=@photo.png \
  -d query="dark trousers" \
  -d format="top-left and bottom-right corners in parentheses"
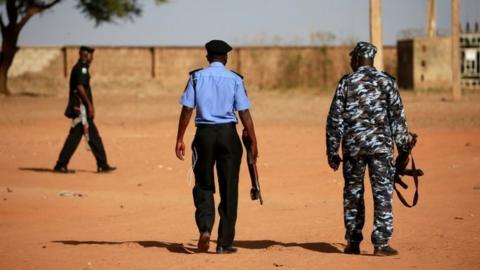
top-left (191, 124), bottom-right (243, 247)
top-left (342, 153), bottom-right (395, 247)
top-left (56, 118), bottom-right (108, 168)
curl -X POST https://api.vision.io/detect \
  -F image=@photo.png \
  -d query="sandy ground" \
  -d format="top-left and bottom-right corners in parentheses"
top-left (1, 85), bottom-right (480, 270)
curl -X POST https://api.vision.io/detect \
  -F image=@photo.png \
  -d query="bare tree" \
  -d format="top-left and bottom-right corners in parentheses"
top-left (397, 28), bottom-right (425, 40)
top-left (309, 31), bottom-right (336, 46)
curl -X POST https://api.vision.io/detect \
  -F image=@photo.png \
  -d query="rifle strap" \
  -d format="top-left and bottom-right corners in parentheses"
top-left (394, 154), bottom-right (419, 208)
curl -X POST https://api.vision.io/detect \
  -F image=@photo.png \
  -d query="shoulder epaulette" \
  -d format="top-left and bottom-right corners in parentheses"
top-left (231, 70), bottom-right (244, 79)
top-left (189, 68), bottom-right (203, 76)
top-left (383, 71), bottom-right (397, 81)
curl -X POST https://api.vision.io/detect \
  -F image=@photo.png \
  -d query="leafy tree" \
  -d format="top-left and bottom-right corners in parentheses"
top-left (0, 0), bottom-right (166, 96)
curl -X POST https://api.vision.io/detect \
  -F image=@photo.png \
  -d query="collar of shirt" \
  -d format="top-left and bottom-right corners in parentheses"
top-left (209, 61), bottom-right (225, 68)
top-left (78, 60), bottom-right (90, 68)
top-left (357, 65), bottom-right (375, 72)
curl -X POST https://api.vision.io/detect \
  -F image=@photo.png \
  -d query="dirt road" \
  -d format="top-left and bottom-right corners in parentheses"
top-left (1, 87), bottom-right (479, 269)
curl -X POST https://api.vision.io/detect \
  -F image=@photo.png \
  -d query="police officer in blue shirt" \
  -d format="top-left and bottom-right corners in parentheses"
top-left (175, 40), bottom-right (258, 254)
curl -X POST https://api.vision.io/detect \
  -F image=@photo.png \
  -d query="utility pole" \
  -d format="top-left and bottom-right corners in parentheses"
top-left (426, 0), bottom-right (437, 37)
top-left (370, 0), bottom-right (384, 71)
top-left (451, 0), bottom-right (462, 101)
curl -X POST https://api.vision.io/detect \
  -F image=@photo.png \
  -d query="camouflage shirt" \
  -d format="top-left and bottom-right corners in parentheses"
top-left (326, 65), bottom-right (409, 157)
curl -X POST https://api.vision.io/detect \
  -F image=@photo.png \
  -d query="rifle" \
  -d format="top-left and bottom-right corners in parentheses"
top-left (394, 132), bottom-right (424, 208)
top-left (241, 129), bottom-right (263, 205)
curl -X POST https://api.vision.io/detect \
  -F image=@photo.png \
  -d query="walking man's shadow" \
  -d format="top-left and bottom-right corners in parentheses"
top-left (53, 239), bottom-right (343, 254)
top-left (232, 240), bottom-right (343, 253)
top-left (18, 167), bottom-right (95, 173)
top-left (52, 240), bottom-right (194, 254)
top-left (19, 167), bottom-right (57, 173)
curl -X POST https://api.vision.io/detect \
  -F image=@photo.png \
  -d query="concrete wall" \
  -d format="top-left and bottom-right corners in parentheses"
top-left (397, 37), bottom-right (452, 90)
top-left (11, 46), bottom-right (398, 91)
top-left (153, 47), bottom-right (207, 87)
top-left (65, 47), bottom-right (153, 80)
top-left (9, 47), bottom-right (64, 78)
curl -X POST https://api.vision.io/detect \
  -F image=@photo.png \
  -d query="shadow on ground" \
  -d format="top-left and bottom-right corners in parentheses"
top-left (19, 167), bottom-right (95, 173)
top-left (220, 240), bottom-right (343, 254)
top-left (53, 239), bottom-right (344, 254)
top-left (52, 240), bottom-right (194, 254)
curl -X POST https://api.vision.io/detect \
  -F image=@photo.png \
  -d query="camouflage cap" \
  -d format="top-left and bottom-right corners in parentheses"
top-left (349, 41), bottom-right (377, 59)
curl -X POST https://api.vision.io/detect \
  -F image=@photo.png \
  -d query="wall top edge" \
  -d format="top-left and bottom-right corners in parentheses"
top-left (16, 45), bottom-right (397, 50)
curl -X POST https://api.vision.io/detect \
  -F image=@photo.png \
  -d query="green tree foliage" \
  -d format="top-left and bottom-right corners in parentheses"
top-left (76, 0), bottom-right (167, 25)
top-left (0, 0), bottom-right (167, 95)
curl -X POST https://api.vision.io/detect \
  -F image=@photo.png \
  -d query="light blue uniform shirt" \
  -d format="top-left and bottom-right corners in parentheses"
top-left (180, 62), bottom-right (251, 125)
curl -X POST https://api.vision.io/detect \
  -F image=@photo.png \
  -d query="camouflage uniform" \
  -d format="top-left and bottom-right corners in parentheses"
top-left (326, 42), bottom-right (409, 248)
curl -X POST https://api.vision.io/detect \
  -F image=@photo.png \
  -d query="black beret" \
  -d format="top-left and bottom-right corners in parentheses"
top-left (205, 40), bottom-right (232, 55)
top-left (79, 46), bottom-right (95, 53)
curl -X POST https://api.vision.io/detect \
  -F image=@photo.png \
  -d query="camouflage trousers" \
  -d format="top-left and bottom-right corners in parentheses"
top-left (342, 153), bottom-right (395, 247)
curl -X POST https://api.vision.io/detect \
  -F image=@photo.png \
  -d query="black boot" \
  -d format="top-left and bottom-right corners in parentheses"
top-left (374, 245), bottom-right (399, 256)
top-left (344, 242), bottom-right (360, 254)
top-left (97, 165), bottom-right (116, 173)
top-left (53, 164), bottom-right (75, 174)
top-left (216, 245), bottom-right (238, 254)
top-left (197, 232), bottom-right (210, 252)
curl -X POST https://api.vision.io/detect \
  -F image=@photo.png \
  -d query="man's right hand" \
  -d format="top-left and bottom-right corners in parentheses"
top-left (175, 106), bottom-right (193, 161)
top-left (175, 140), bottom-right (186, 161)
top-left (328, 154), bottom-right (342, 171)
top-left (395, 149), bottom-right (410, 175)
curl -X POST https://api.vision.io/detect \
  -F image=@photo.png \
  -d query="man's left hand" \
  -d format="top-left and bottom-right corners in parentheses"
top-left (88, 105), bottom-right (95, 119)
top-left (328, 154), bottom-right (342, 171)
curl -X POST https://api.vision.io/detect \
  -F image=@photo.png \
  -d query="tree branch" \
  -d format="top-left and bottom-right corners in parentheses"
top-left (16, 10), bottom-right (35, 31)
top-left (16, 0), bottom-right (28, 15)
top-left (6, 0), bottom-right (18, 27)
top-left (0, 13), bottom-right (5, 37)
top-left (32, 0), bottom-right (62, 11)
top-left (17, 0), bottom-right (62, 31)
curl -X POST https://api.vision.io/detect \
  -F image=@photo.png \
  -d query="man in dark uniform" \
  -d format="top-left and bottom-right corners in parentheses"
top-left (326, 42), bottom-right (409, 256)
top-left (54, 46), bottom-right (116, 173)
top-left (175, 40), bottom-right (258, 254)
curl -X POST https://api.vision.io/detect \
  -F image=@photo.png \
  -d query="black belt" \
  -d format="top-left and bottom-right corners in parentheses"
top-left (196, 123), bottom-right (236, 128)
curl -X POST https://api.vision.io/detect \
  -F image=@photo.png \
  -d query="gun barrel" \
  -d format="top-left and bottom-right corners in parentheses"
top-left (242, 129), bottom-right (263, 205)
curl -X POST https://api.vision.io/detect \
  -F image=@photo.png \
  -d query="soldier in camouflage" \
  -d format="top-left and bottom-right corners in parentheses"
top-left (326, 41), bottom-right (409, 256)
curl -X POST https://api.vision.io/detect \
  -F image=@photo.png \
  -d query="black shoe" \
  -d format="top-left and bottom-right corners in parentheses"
top-left (344, 242), bottom-right (360, 254)
top-left (97, 165), bottom-right (116, 173)
top-left (197, 232), bottom-right (210, 252)
top-left (53, 165), bottom-right (75, 174)
top-left (216, 245), bottom-right (238, 254)
top-left (374, 245), bottom-right (399, 256)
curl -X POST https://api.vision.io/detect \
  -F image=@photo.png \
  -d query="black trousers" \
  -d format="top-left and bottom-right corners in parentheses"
top-left (191, 123), bottom-right (243, 247)
top-left (56, 118), bottom-right (108, 168)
